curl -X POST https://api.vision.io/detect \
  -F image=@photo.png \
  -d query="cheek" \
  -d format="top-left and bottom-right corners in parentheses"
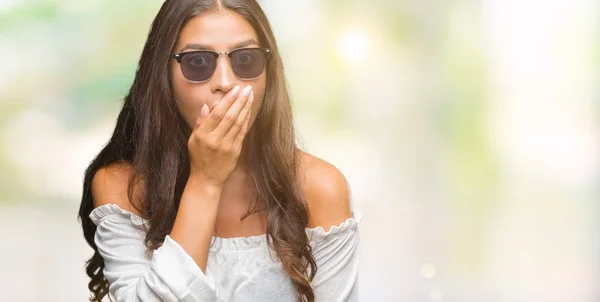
top-left (249, 79), bottom-right (266, 125)
top-left (250, 95), bottom-right (261, 122)
top-left (170, 64), bottom-right (207, 128)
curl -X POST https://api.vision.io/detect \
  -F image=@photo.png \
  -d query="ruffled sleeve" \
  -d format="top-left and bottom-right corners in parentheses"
top-left (306, 206), bottom-right (362, 302)
top-left (90, 204), bottom-right (221, 302)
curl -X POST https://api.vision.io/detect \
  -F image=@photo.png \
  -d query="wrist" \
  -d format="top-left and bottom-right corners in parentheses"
top-left (185, 173), bottom-right (223, 197)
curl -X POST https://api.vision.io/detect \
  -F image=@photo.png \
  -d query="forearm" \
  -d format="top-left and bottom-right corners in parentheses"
top-left (170, 173), bottom-right (222, 272)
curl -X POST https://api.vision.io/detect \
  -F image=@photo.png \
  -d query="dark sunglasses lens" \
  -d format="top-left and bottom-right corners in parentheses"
top-left (230, 49), bottom-right (267, 79)
top-left (181, 52), bottom-right (217, 82)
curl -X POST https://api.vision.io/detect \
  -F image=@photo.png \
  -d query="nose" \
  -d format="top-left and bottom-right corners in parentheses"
top-left (209, 55), bottom-right (237, 98)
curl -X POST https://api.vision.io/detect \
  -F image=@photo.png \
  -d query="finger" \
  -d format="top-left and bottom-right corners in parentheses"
top-left (201, 85), bottom-right (243, 132)
top-left (223, 91), bottom-right (253, 143)
top-left (211, 85), bottom-right (253, 138)
top-left (193, 103), bottom-right (210, 133)
top-left (232, 108), bottom-right (251, 149)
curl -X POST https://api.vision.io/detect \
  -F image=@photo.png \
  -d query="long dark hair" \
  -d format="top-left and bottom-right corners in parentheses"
top-left (77, 1), bottom-right (317, 301)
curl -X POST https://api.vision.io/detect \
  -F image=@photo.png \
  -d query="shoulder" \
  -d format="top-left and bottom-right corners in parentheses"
top-left (91, 161), bottom-right (145, 216)
top-left (298, 150), bottom-right (352, 229)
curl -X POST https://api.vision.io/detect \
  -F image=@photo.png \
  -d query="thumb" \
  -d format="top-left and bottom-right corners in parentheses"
top-left (194, 104), bottom-right (210, 131)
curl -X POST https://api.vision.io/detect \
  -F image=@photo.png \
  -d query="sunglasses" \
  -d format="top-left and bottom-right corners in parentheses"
top-left (171, 47), bottom-right (271, 83)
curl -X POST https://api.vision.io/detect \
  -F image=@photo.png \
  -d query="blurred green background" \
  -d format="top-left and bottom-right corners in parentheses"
top-left (0, 0), bottom-right (598, 301)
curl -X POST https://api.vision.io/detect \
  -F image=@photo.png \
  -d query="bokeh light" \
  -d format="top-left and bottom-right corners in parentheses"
top-left (338, 28), bottom-right (370, 65)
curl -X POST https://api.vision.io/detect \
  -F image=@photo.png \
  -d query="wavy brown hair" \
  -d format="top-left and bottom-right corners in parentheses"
top-left (77, 0), bottom-right (317, 301)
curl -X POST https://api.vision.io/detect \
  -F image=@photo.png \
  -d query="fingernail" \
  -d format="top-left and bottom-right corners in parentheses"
top-left (242, 85), bottom-right (252, 96)
top-left (200, 104), bottom-right (209, 118)
top-left (231, 86), bottom-right (240, 96)
top-left (248, 92), bottom-right (254, 104)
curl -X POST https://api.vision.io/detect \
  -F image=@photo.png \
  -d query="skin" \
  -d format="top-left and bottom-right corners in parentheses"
top-left (169, 9), bottom-right (268, 239)
top-left (92, 9), bottom-right (352, 272)
top-left (169, 9), bottom-right (266, 169)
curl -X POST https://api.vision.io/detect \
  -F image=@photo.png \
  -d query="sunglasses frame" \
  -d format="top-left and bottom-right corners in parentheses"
top-left (171, 47), bottom-right (271, 83)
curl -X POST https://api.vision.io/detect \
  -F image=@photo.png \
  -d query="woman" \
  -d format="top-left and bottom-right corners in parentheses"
top-left (78, 1), bottom-right (361, 301)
